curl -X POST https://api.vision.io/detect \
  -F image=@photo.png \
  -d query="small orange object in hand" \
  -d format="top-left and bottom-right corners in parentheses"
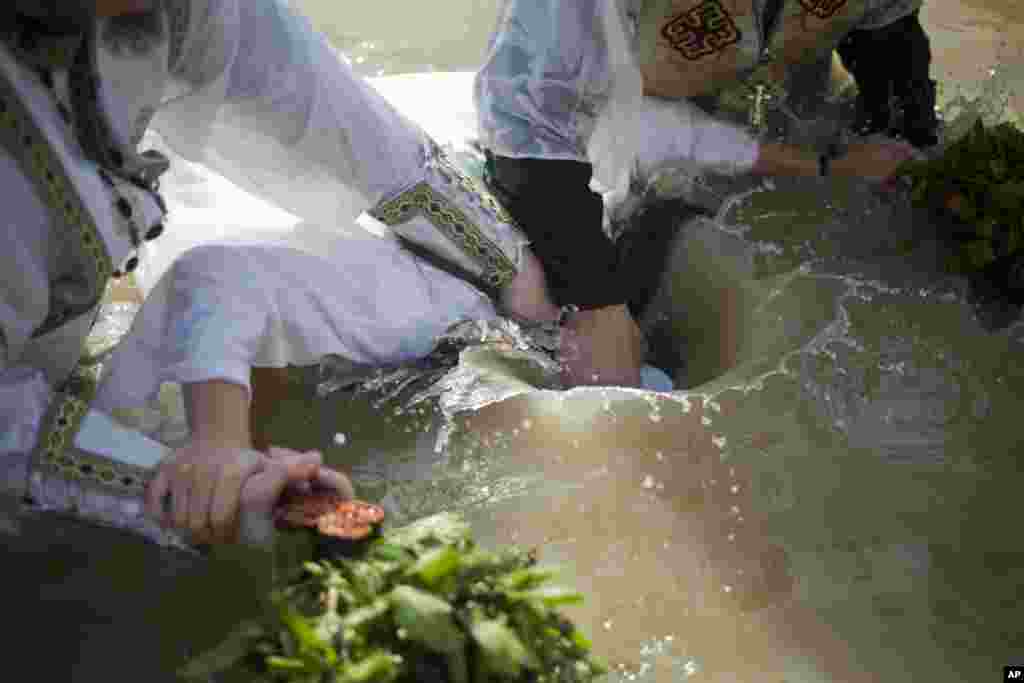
top-left (276, 493), bottom-right (385, 540)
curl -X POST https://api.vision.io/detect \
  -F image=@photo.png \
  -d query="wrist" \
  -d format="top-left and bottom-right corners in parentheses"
top-left (184, 380), bottom-right (253, 450)
top-left (753, 143), bottom-right (820, 178)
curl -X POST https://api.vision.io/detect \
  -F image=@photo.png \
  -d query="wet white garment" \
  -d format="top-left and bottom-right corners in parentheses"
top-left (1, 0), bottom-right (521, 468)
top-left (96, 233), bottom-right (497, 409)
top-left (474, 0), bottom-right (922, 197)
top-left (474, 0), bottom-right (760, 191)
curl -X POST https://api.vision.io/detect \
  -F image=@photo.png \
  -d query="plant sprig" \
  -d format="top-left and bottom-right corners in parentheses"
top-left (901, 119), bottom-right (1024, 272)
top-left (181, 512), bottom-right (607, 683)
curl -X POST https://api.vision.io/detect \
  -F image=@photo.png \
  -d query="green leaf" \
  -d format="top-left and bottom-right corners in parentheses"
top-left (338, 652), bottom-right (403, 683)
top-left (279, 606), bottom-right (337, 669)
top-left (500, 565), bottom-right (561, 591)
top-left (405, 545), bottom-right (462, 588)
top-left (470, 617), bottom-right (540, 678)
top-left (339, 597), bottom-right (391, 632)
top-left (388, 585), bottom-right (465, 655)
top-left (510, 585), bottom-right (586, 607)
top-left (265, 656), bottom-right (308, 672)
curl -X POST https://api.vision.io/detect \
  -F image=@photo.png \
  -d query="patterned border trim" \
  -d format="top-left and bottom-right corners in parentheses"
top-left (369, 151), bottom-right (518, 289)
top-left (796, 0), bottom-right (849, 20)
top-left (0, 52), bottom-right (113, 339)
top-left (32, 364), bottom-right (152, 497)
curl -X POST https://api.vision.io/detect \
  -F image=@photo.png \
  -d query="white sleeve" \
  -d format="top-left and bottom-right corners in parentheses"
top-left (155, 0), bottom-right (526, 291)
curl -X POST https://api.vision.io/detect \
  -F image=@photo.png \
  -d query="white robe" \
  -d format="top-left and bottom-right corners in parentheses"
top-left (0, 0), bottom-right (512, 476)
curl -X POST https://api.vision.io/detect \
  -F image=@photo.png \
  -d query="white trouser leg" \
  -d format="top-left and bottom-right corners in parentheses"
top-left (95, 234), bottom-right (496, 411)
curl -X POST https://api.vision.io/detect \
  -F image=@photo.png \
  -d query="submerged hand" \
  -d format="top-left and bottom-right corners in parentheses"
top-left (559, 304), bottom-right (644, 388)
top-left (832, 139), bottom-right (918, 186)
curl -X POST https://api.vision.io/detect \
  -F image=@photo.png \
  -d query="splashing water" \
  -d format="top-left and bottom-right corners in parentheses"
top-left (9, 7), bottom-right (1024, 681)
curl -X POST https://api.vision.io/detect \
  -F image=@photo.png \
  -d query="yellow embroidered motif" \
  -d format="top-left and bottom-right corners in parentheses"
top-left (797, 0), bottom-right (849, 20)
top-left (0, 53), bottom-right (121, 476)
top-left (35, 365), bottom-right (151, 496)
top-left (661, 0), bottom-right (743, 61)
top-left (370, 153), bottom-right (518, 289)
top-left (0, 61), bottom-right (113, 340)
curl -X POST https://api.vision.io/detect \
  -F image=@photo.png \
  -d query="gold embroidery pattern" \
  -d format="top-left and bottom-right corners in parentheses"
top-left (33, 365), bottom-right (151, 496)
top-left (661, 0), bottom-right (743, 61)
top-left (0, 64), bottom-right (113, 339)
top-left (796, 0), bottom-right (849, 19)
top-left (369, 153), bottom-right (518, 289)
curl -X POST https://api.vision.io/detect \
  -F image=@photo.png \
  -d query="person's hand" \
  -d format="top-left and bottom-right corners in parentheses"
top-left (146, 440), bottom-right (354, 545)
top-left (237, 447), bottom-right (355, 546)
top-left (559, 304), bottom-right (644, 388)
top-left (146, 438), bottom-right (266, 545)
top-left (831, 139), bottom-right (918, 186)
top-left (499, 247), bottom-right (560, 323)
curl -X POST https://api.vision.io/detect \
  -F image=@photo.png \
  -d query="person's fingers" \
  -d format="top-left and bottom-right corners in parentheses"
top-left (237, 450), bottom-right (322, 545)
top-left (145, 462), bottom-right (172, 526)
top-left (313, 466), bottom-right (355, 500)
top-left (209, 451), bottom-right (265, 544)
top-left (188, 461), bottom-right (219, 543)
top-left (241, 450), bottom-right (321, 510)
top-left (171, 462), bottom-right (193, 531)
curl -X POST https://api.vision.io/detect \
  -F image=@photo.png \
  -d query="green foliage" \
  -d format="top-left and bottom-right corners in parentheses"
top-left (181, 512), bottom-right (606, 683)
top-left (902, 120), bottom-right (1024, 272)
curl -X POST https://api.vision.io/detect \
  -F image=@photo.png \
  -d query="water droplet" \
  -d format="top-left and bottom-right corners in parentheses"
top-left (683, 658), bottom-right (699, 676)
top-left (603, 620), bottom-right (613, 630)
top-left (521, 419), bottom-right (533, 430)
top-left (727, 533), bottom-right (736, 541)
top-left (730, 505), bottom-right (741, 515)
top-left (649, 413), bottom-right (662, 423)
top-left (642, 475), bottom-right (656, 489)
top-left (730, 484), bottom-right (740, 494)
top-left (655, 450), bottom-right (664, 461)
top-left (572, 440), bottom-right (580, 449)
top-left (722, 584), bottom-right (733, 593)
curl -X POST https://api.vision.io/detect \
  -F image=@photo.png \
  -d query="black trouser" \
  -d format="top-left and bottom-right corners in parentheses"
top-left (837, 10), bottom-right (939, 147)
top-left (483, 152), bottom-right (705, 322)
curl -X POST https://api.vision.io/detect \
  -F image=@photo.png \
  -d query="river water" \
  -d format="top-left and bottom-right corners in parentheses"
top-left (4, 1), bottom-right (1024, 682)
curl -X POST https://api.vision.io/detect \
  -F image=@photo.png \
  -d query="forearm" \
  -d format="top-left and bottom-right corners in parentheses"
top-left (718, 286), bottom-right (739, 373)
top-left (184, 379), bottom-right (252, 449)
top-left (751, 142), bottom-right (821, 178)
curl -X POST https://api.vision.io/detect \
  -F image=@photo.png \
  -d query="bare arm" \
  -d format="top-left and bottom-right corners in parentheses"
top-left (184, 379), bottom-right (252, 449)
top-left (752, 142), bottom-right (822, 177)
